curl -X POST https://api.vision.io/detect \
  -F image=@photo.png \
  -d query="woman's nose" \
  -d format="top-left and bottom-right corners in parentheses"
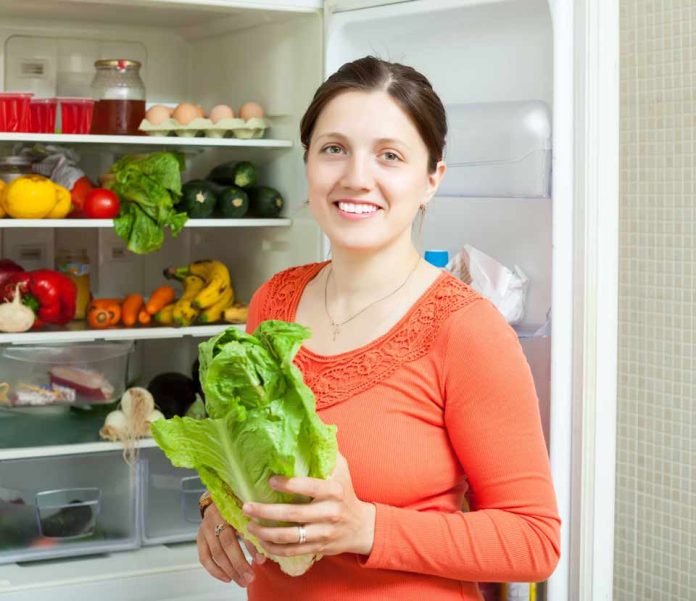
top-left (340, 154), bottom-right (374, 191)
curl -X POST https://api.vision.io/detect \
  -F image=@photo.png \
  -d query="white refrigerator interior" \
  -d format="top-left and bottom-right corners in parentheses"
top-left (0, 0), bottom-right (571, 599)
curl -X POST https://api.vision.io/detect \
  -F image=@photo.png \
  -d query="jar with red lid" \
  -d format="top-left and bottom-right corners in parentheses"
top-left (89, 59), bottom-right (146, 135)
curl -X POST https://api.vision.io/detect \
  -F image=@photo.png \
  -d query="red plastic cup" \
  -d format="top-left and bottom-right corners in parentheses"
top-left (59, 98), bottom-right (95, 134)
top-left (0, 92), bottom-right (34, 132)
top-left (29, 98), bottom-right (58, 133)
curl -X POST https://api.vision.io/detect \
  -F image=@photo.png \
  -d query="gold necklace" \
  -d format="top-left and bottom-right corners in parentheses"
top-left (324, 257), bottom-right (421, 341)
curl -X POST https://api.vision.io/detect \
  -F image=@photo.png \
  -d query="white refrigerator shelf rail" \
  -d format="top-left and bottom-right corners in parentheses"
top-left (0, 323), bottom-right (243, 344)
top-left (0, 218), bottom-right (291, 228)
top-left (0, 437), bottom-right (160, 461)
top-left (0, 132), bottom-right (293, 149)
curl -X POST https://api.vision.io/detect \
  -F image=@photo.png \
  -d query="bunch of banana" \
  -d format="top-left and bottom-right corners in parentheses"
top-left (162, 260), bottom-right (236, 326)
top-left (223, 303), bottom-right (249, 324)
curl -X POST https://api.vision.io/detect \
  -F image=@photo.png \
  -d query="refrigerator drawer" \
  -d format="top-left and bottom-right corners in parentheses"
top-left (439, 100), bottom-right (552, 199)
top-left (0, 451), bottom-right (139, 564)
top-left (140, 447), bottom-right (202, 545)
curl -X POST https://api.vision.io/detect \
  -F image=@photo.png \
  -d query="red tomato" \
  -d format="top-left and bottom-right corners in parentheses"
top-left (69, 176), bottom-right (94, 216)
top-left (83, 188), bottom-right (120, 219)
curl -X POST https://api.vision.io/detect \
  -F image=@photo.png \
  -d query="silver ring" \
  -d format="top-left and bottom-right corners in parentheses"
top-left (214, 523), bottom-right (227, 537)
top-left (297, 524), bottom-right (307, 545)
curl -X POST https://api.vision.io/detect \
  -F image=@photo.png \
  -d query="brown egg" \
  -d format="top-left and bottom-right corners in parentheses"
top-left (172, 103), bottom-right (200, 125)
top-left (145, 104), bottom-right (172, 125)
top-left (195, 104), bottom-right (205, 118)
top-left (209, 104), bottom-right (235, 123)
top-left (239, 101), bottom-right (264, 120)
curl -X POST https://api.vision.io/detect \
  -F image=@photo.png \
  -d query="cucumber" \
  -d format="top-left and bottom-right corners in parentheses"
top-left (217, 186), bottom-right (249, 218)
top-left (249, 186), bottom-right (284, 218)
top-left (207, 161), bottom-right (257, 189)
top-left (182, 180), bottom-right (217, 218)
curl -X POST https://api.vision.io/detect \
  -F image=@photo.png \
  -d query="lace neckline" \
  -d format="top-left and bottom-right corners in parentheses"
top-left (289, 261), bottom-right (447, 362)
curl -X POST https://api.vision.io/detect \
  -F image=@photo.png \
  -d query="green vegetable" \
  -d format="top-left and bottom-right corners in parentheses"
top-left (182, 180), bottom-right (217, 219)
top-left (249, 185), bottom-right (284, 218)
top-left (151, 320), bottom-right (337, 576)
top-left (217, 186), bottom-right (249, 218)
top-left (207, 161), bottom-right (257, 189)
top-left (109, 152), bottom-right (188, 254)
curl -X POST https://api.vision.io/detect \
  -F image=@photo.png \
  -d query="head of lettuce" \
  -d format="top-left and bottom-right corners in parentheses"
top-left (150, 320), bottom-right (338, 576)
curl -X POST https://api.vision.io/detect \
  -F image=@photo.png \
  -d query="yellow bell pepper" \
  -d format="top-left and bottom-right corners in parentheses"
top-left (45, 184), bottom-right (72, 219)
top-left (4, 175), bottom-right (59, 219)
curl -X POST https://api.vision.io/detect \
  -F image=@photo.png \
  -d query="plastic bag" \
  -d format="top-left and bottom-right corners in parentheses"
top-left (447, 244), bottom-right (529, 324)
top-left (13, 143), bottom-right (86, 189)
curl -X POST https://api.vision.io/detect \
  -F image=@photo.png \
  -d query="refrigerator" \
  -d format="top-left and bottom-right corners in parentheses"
top-left (0, 0), bottom-right (574, 599)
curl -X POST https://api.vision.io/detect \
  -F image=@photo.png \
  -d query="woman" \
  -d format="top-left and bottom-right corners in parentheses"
top-left (197, 56), bottom-right (560, 600)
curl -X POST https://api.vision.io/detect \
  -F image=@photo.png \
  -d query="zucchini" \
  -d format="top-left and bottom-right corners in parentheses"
top-left (249, 186), bottom-right (284, 218)
top-left (217, 186), bottom-right (249, 218)
top-left (207, 161), bottom-right (257, 189)
top-left (182, 180), bottom-right (217, 218)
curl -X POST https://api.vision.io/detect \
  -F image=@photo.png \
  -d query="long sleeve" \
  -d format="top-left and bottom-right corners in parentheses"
top-left (359, 299), bottom-right (560, 582)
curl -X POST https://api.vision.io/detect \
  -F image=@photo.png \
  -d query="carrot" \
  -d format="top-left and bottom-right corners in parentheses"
top-left (145, 285), bottom-right (176, 315)
top-left (121, 293), bottom-right (144, 327)
top-left (138, 308), bottom-right (152, 325)
top-left (87, 300), bottom-right (121, 329)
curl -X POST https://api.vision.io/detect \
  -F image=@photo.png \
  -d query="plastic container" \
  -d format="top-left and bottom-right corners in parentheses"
top-left (59, 98), bottom-right (95, 134)
top-left (0, 341), bottom-right (133, 407)
top-left (90, 59), bottom-right (146, 135)
top-left (0, 452), bottom-right (140, 564)
top-left (424, 249), bottom-right (449, 268)
top-left (29, 98), bottom-right (58, 133)
top-left (439, 100), bottom-right (552, 198)
top-left (0, 155), bottom-right (33, 184)
top-left (0, 92), bottom-right (33, 132)
top-left (140, 447), bottom-right (202, 545)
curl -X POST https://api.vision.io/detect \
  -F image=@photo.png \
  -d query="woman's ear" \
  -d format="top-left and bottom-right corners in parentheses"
top-left (424, 161), bottom-right (447, 206)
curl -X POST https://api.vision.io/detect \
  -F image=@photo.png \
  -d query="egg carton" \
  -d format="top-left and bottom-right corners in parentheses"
top-left (138, 117), bottom-right (269, 139)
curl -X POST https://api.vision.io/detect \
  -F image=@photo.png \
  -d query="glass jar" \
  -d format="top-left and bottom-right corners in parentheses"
top-left (89, 59), bottom-right (146, 135)
top-left (0, 156), bottom-right (33, 184)
top-left (56, 249), bottom-right (91, 321)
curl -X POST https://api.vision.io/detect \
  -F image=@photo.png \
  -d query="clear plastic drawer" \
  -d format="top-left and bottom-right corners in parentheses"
top-left (140, 447), bottom-right (202, 545)
top-left (439, 100), bottom-right (552, 198)
top-left (0, 451), bottom-right (139, 563)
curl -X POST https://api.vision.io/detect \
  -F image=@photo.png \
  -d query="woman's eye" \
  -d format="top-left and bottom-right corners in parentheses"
top-left (322, 145), bottom-right (343, 155)
top-left (382, 151), bottom-right (401, 162)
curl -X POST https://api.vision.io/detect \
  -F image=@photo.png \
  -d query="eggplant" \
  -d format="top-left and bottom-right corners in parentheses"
top-left (147, 372), bottom-right (197, 419)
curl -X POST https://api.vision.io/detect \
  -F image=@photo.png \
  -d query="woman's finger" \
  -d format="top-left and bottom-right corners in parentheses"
top-left (247, 521), bottom-right (329, 546)
top-left (196, 529), bottom-right (231, 583)
top-left (269, 475), bottom-right (344, 500)
top-left (204, 525), bottom-right (254, 587)
top-left (242, 537), bottom-right (266, 564)
top-left (243, 500), bottom-right (339, 524)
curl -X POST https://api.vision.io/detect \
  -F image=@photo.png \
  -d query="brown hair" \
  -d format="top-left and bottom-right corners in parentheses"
top-left (300, 56), bottom-right (447, 174)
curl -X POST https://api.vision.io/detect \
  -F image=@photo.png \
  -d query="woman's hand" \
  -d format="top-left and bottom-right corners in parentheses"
top-left (197, 501), bottom-right (265, 587)
top-left (243, 453), bottom-right (376, 558)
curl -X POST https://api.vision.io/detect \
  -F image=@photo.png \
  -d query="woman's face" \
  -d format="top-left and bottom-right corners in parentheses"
top-left (306, 90), bottom-right (445, 254)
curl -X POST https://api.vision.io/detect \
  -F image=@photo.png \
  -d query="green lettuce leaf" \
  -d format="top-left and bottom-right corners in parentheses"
top-left (151, 320), bottom-right (338, 576)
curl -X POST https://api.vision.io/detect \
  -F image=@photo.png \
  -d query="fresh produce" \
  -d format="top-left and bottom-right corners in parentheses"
top-left (223, 303), bottom-right (249, 324)
top-left (207, 161), bottom-right (257, 189)
top-left (108, 152), bottom-right (188, 255)
top-left (196, 287), bottom-right (234, 324)
top-left (171, 275), bottom-right (206, 327)
top-left (217, 186), bottom-right (249, 218)
top-left (164, 260), bottom-right (233, 312)
top-left (1, 270), bottom-right (77, 327)
top-left (182, 180), bottom-right (217, 219)
top-left (46, 184), bottom-right (72, 219)
top-left (3, 175), bottom-right (60, 219)
top-left (147, 372), bottom-right (198, 419)
top-left (249, 185), bottom-right (284, 218)
top-left (145, 285), bottom-right (176, 315)
top-left (0, 259), bottom-right (24, 290)
top-left (121, 293), bottom-right (144, 327)
top-left (151, 321), bottom-right (338, 577)
top-left (100, 387), bottom-right (164, 464)
top-left (0, 284), bottom-right (35, 332)
top-left (83, 188), bottom-right (120, 219)
top-left (138, 308), bottom-right (152, 325)
top-left (154, 303), bottom-right (175, 326)
top-left (87, 298), bottom-right (122, 329)
top-left (69, 176), bottom-right (94, 215)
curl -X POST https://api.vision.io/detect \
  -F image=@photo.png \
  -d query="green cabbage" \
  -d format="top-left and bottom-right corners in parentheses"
top-left (150, 320), bottom-right (338, 576)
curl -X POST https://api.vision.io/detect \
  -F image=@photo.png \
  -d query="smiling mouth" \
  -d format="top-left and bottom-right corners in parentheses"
top-left (333, 200), bottom-right (382, 215)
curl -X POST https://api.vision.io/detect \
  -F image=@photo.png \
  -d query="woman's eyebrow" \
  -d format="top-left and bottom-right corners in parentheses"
top-left (315, 132), bottom-right (410, 149)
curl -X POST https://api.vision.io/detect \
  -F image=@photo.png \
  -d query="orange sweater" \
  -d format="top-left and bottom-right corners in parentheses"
top-left (245, 263), bottom-right (560, 601)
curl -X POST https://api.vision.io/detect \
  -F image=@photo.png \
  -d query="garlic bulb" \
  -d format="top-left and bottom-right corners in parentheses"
top-left (0, 284), bottom-right (35, 333)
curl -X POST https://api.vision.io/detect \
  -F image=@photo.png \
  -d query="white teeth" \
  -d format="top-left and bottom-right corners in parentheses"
top-left (337, 201), bottom-right (378, 214)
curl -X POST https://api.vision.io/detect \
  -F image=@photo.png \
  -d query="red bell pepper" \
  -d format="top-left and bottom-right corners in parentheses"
top-left (0, 259), bottom-right (24, 291)
top-left (2, 270), bottom-right (77, 327)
